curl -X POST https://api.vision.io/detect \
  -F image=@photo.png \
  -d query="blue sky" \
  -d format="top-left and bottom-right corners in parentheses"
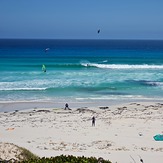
top-left (0, 0), bottom-right (163, 39)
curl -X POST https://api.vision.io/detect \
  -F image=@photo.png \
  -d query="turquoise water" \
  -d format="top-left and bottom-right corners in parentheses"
top-left (0, 39), bottom-right (163, 102)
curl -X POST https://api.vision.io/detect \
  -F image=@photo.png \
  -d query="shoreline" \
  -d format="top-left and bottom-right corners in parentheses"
top-left (0, 101), bottom-right (163, 162)
top-left (0, 98), bottom-right (163, 112)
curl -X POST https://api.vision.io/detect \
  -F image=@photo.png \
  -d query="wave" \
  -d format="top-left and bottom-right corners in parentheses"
top-left (13, 64), bottom-right (85, 69)
top-left (102, 60), bottom-right (108, 63)
top-left (143, 81), bottom-right (163, 86)
top-left (81, 63), bottom-right (163, 69)
top-left (0, 87), bottom-right (47, 91)
top-left (2, 61), bottom-right (163, 70)
top-left (126, 80), bottom-right (163, 87)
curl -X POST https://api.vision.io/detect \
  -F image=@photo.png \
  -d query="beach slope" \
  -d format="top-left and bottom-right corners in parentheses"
top-left (0, 102), bottom-right (163, 162)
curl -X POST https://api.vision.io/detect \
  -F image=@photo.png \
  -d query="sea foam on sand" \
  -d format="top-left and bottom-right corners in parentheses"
top-left (0, 102), bottom-right (163, 163)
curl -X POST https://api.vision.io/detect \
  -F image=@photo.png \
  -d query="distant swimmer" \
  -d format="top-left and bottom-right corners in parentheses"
top-left (97, 29), bottom-right (100, 34)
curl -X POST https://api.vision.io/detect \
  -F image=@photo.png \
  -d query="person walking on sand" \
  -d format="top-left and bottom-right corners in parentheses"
top-left (65, 103), bottom-right (70, 110)
top-left (92, 116), bottom-right (95, 126)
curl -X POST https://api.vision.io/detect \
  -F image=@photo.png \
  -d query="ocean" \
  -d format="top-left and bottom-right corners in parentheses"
top-left (0, 39), bottom-right (163, 104)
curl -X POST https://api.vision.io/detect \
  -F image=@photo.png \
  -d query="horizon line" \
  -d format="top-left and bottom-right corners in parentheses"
top-left (0, 38), bottom-right (163, 41)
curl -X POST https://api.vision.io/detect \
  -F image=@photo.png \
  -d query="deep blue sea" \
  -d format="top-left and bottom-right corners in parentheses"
top-left (0, 39), bottom-right (163, 103)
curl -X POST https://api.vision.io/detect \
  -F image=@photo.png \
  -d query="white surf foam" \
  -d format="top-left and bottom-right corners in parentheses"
top-left (82, 63), bottom-right (163, 69)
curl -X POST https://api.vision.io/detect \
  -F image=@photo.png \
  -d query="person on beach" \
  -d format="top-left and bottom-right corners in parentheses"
top-left (92, 116), bottom-right (95, 126)
top-left (65, 103), bottom-right (70, 110)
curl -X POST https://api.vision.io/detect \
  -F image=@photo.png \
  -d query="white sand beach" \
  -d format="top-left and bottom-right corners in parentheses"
top-left (0, 101), bottom-right (163, 162)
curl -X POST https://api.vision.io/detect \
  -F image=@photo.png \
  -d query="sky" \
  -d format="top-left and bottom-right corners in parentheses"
top-left (0, 0), bottom-right (163, 40)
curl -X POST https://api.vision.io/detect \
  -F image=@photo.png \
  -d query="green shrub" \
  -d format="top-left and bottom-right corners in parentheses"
top-left (18, 147), bottom-right (38, 161)
top-left (20, 155), bottom-right (112, 163)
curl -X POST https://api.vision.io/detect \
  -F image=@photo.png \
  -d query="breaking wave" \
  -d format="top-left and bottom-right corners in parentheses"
top-left (81, 63), bottom-right (163, 69)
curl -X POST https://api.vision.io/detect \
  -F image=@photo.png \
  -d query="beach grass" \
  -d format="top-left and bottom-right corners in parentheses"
top-left (18, 146), bottom-right (38, 161)
top-left (0, 143), bottom-right (38, 162)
